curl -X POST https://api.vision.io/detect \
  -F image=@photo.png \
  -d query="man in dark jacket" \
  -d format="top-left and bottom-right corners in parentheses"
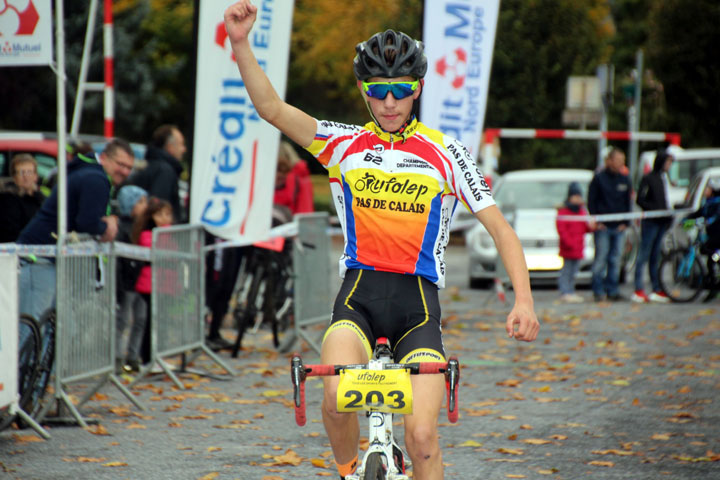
top-left (130, 124), bottom-right (186, 222)
top-left (587, 147), bottom-right (632, 301)
top-left (17, 138), bottom-right (135, 320)
top-left (632, 149), bottom-right (674, 303)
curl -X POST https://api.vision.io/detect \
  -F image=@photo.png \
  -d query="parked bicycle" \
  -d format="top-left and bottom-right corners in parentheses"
top-left (659, 220), bottom-right (720, 302)
top-left (291, 337), bottom-right (460, 480)
top-left (230, 238), bottom-right (294, 357)
top-left (0, 309), bottom-right (55, 431)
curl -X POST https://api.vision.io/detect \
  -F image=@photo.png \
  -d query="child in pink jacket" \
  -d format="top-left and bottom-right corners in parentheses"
top-left (130, 197), bottom-right (173, 368)
top-left (556, 182), bottom-right (593, 303)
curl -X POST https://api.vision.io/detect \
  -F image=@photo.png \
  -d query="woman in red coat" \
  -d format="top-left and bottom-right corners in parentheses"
top-left (556, 182), bottom-right (594, 303)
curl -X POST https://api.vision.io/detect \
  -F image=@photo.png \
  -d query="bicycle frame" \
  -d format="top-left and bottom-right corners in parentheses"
top-left (291, 338), bottom-right (459, 479)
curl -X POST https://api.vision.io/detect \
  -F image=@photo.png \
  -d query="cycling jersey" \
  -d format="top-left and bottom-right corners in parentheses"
top-left (306, 118), bottom-right (494, 287)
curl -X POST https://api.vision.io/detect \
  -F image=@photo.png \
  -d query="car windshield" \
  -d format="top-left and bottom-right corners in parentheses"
top-left (494, 179), bottom-right (590, 209)
top-left (670, 156), bottom-right (720, 188)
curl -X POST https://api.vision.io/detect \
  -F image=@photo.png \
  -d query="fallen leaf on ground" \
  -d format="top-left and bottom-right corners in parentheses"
top-left (588, 460), bottom-right (614, 467)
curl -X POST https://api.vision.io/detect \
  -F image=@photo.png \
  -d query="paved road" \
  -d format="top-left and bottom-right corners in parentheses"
top-left (2, 244), bottom-right (719, 479)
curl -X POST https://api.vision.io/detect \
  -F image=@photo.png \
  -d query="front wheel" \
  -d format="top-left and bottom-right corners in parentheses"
top-left (363, 452), bottom-right (387, 480)
top-left (659, 249), bottom-right (704, 302)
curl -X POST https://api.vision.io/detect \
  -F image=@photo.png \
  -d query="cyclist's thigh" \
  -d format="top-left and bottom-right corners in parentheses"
top-left (323, 269), bottom-right (374, 363)
top-left (404, 373), bottom-right (445, 432)
top-left (391, 275), bottom-right (445, 364)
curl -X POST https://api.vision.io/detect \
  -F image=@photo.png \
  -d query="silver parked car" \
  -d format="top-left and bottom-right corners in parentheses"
top-left (463, 169), bottom-right (595, 288)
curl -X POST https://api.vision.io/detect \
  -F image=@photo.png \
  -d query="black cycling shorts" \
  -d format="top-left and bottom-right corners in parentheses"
top-left (323, 269), bottom-right (446, 363)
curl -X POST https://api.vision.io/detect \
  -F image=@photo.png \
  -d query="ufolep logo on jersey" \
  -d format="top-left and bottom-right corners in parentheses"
top-left (0, 0), bottom-right (52, 66)
top-left (435, 48), bottom-right (467, 89)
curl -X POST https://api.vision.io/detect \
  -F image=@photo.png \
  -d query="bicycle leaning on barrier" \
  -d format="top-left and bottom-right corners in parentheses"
top-left (291, 337), bottom-right (460, 480)
top-left (659, 219), bottom-right (720, 303)
top-left (0, 309), bottom-right (56, 431)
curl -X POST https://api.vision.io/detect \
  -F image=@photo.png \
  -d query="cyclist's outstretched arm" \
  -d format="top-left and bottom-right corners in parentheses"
top-left (475, 205), bottom-right (540, 342)
top-left (224, 1), bottom-right (316, 148)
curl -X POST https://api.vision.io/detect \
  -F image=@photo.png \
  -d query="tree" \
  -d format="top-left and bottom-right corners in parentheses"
top-left (287, 0), bottom-right (422, 123)
top-left (484, 0), bottom-right (613, 172)
top-left (646, 0), bottom-right (720, 147)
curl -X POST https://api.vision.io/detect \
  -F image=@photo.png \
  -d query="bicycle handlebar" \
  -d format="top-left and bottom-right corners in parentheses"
top-left (290, 354), bottom-right (461, 425)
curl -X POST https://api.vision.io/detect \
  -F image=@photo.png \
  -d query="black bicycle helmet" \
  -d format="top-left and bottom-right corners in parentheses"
top-left (353, 30), bottom-right (427, 81)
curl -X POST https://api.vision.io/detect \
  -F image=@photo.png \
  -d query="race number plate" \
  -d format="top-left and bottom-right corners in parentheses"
top-left (337, 369), bottom-right (413, 414)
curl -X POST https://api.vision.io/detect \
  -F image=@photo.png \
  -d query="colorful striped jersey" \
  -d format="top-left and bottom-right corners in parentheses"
top-left (306, 117), bottom-right (495, 288)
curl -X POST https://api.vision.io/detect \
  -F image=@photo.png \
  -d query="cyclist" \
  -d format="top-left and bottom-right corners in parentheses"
top-left (224, 3), bottom-right (539, 478)
top-left (684, 178), bottom-right (720, 291)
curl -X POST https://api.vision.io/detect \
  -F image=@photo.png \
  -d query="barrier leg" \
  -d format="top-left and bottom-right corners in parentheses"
top-left (9, 405), bottom-right (51, 439)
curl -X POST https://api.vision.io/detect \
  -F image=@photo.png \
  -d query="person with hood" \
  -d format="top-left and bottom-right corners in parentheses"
top-left (130, 124), bottom-right (186, 222)
top-left (556, 182), bottom-right (594, 303)
top-left (633, 148), bottom-right (674, 303)
top-left (17, 138), bottom-right (135, 321)
top-left (588, 147), bottom-right (632, 302)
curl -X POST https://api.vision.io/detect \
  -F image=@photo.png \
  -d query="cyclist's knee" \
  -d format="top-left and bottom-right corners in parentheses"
top-left (405, 422), bottom-right (440, 458)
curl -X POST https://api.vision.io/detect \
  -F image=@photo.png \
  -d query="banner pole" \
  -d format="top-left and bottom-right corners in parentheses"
top-left (55, 0), bottom-right (67, 243)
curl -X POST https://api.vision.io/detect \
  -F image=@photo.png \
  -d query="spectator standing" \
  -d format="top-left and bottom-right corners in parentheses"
top-left (274, 140), bottom-right (314, 215)
top-left (114, 185), bottom-right (149, 372)
top-left (556, 182), bottom-right (593, 303)
top-left (587, 147), bottom-right (632, 302)
top-left (17, 139), bottom-right (134, 321)
top-left (132, 197), bottom-right (174, 368)
top-left (131, 125), bottom-right (186, 222)
top-left (204, 233), bottom-right (242, 351)
top-left (632, 149), bottom-right (674, 303)
top-left (0, 154), bottom-right (45, 242)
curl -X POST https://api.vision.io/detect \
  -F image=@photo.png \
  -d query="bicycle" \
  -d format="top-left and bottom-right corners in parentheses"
top-left (230, 239), bottom-right (294, 357)
top-left (0, 309), bottom-right (55, 431)
top-left (659, 220), bottom-right (720, 302)
top-left (290, 337), bottom-right (460, 479)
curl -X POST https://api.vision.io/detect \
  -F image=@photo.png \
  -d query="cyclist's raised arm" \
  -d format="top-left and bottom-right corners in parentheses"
top-left (224, 1), bottom-right (316, 148)
top-left (475, 205), bottom-right (539, 342)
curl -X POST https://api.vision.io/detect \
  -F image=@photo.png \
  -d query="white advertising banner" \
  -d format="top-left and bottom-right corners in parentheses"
top-left (421, 0), bottom-right (500, 155)
top-left (0, 0), bottom-right (53, 66)
top-left (0, 254), bottom-right (19, 409)
top-left (191, 1), bottom-right (294, 241)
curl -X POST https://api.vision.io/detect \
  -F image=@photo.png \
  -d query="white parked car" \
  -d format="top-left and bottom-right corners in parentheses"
top-left (664, 166), bottom-right (720, 250)
top-left (464, 169), bottom-right (595, 288)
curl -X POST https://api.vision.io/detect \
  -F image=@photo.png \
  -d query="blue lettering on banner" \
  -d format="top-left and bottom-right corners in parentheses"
top-left (445, 4), bottom-right (470, 38)
top-left (253, 0), bottom-right (274, 48)
top-left (201, 75), bottom-right (260, 227)
top-left (438, 5), bottom-right (490, 141)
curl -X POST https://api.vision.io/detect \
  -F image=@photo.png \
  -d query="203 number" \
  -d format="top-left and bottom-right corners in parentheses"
top-left (343, 389), bottom-right (406, 410)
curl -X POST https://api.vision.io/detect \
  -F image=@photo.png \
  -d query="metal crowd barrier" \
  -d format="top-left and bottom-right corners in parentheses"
top-left (278, 212), bottom-right (333, 354)
top-left (0, 239), bottom-right (145, 430)
top-left (129, 224), bottom-right (234, 389)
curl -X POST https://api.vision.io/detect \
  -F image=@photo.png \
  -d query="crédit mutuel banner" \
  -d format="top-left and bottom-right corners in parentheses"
top-left (191, 1), bottom-right (293, 241)
top-left (0, 0), bottom-right (53, 66)
top-left (421, 0), bottom-right (499, 155)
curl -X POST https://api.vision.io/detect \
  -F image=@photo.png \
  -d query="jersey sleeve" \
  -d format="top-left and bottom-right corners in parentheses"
top-left (304, 119), bottom-right (362, 168)
top-left (443, 137), bottom-right (495, 214)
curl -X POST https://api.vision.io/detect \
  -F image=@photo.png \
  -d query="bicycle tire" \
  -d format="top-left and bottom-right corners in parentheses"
top-left (231, 259), bottom-right (266, 357)
top-left (17, 310), bottom-right (55, 428)
top-left (659, 249), bottom-right (704, 302)
top-left (363, 452), bottom-right (387, 480)
top-left (0, 314), bottom-right (41, 431)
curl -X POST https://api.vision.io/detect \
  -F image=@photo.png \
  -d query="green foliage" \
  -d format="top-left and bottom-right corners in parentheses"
top-left (646, 0), bottom-right (720, 147)
top-left (485, 0), bottom-right (613, 172)
top-left (287, 0), bottom-right (423, 123)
